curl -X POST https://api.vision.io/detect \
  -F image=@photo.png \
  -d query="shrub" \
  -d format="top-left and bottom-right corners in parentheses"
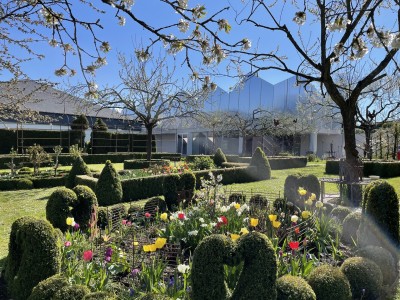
top-left (16, 178), bottom-right (34, 190)
top-left (46, 187), bottom-right (77, 232)
top-left (340, 257), bottom-right (383, 300)
top-left (330, 206), bottom-right (353, 222)
top-left (163, 174), bottom-right (180, 211)
top-left (18, 166), bottom-right (32, 175)
top-left (96, 160), bottom-right (123, 206)
top-left (297, 174), bottom-right (320, 201)
top-left (284, 174), bottom-right (300, 203)
top-left (53, 284), bottom-right (90, 300)
top-left (307, 265), bottom-right (352, 300)
top-left (356, 246), bottom-right (397, 286)
top-left (341, 211), bottom-right (361, 245)
top-left (5, 217), bottom-right (61, 300)
top-left (249, 194), bottom-right (268, 209)
top-left (71, 114), bottom-right (89, 131)
top-left (306, 153), bottom-right (317, 162)
top-left (92, 118), bottom-right (108, 131)
top-left (213, 148), bottom-right (227, 167)
top-left (144, 197), bottom-right (167, 215)
top-left (276, 275), bottom-right (316, 300)
top-left (66, 156), bottom-right (92, 189)
top-left (179, 171), bottom-right (196, 191)
top-left (83, 291), bottom-right (117, 300)
top-left (249, 147), bottom-right (271, 180)
top-left (28, 274), bottom-right (68, 300)
top-left (228, 192), bottom-right (246, 204)
top-left (190, 156), bottom-right (215, 170)
top-left (97, 207), bottom-right (108, 229)
top-left (72, 185), bottom-right (98, 231)
top-left (358, 180), bottom-right (399, 250)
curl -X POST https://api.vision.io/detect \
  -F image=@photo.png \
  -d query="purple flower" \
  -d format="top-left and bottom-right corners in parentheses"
top-left (73, 223), bottom-right (80, 230)
top-left (168, 276), bottom-right (175, 287)
top-left (129, 288), bottom-right (135, 297)
top-left (105, 247), bottom-right (113, 257)
top-left (105, 256), bottom-right (111, 262)
top-left (131, 268), bottom-right (140, 277)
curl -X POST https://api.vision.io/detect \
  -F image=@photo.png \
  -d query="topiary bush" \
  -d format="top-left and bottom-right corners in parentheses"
top-left (144, 197), bottom-right (167, 215)
top-left (341, 211), bottom-right (361, 245)
top-left (92, 118), bottom-right (108, 131)
top-left (213, 148), bottom-right (227, 167)
top-left (249, 194), bottom-right (268, 209)
top-left (330, 206), bottom-right (353, 222)
top-left (340, 257), bottom-right (383, 300)
top-left (356, 246), bottom-right (397, 286)
top-left (72, 185), bottom-right (98, 231)
top-left (179, 171), bottom-right (196, 191)
top-left (5, 217), bottom-right (61, 300)
top-left (65, 156), bottom-right (92, 189)
top-left (18, 166), bottom-right (33, 175)
top-left (95, 160), bottom-right (122, 206)
top-left (46, 187), bottom-right (77, 232)
top-left (276, 275), bottom-right (316, 300)
top-left (249, 147), bottom-right (271, 180)
top-left (16, 178), bottom-right (34, 190)
top-left (53, 284), bottom-right (90, 300)
top-left (190, 156), bottom-right (215, 170)
top-left (28, 274), bottom-right (68, 300)
top-left (228, 192), bottom-right (246, 204)
top-left (163, 174), bottom-right (180, 211)
top-left (307, 265), bottom-right (352, 300)
top-left (83, 291), bottom-right (117, 300)
top-left (284, 174), bottom-right (301, 203)
top-left (297, 174), bottom-right (320, 201)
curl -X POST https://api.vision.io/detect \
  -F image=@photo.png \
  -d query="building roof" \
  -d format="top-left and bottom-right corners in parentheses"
top-left (0, 80), bottom-right (127, 120)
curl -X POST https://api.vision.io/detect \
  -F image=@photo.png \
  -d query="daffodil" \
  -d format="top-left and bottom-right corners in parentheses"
top-left (268, 214), bottom-right (277, 222)
top-left (231, 234), bottom-right (240, 241)
top-left (155, 238), bottom-right (167, 249)
top-left (240, 228), bottom-right (249, 235)
top-left (309, 193), bottom-right (316, 201)
top-left (250, 218), bottom-right (259, 227)
top-left (133, 241), bottom-right (139, 247)
top-left (66, 217), bottom-right (75, 226)
top-left (272, 220), bottom-right (281, 228)
top-left (143, 245), bottom-right (150, 252)
top-left (160, 213), bottom-right (168, 221)
top-left (316, 201), bottom-right (324, 208)
top-left (301, 210), bottom-right (311, 219)
top-left (305, 199), bottom-right (313, 206)
top-left (234, 203), bottom-right (241, 210)
top-left (298, 187), bottom-right (307, 196)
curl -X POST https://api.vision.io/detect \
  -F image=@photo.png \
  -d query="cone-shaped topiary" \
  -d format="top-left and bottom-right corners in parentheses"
top-left (72, 185), bottom-right (98, 231)
top-left (163, 174), bottom-right (180, 211)
top-left (28, 274), bottom-right (68, 300)
top-left (66, 156), bottom-right (92, 189)
top-left (250, 147), bottom-right (271, 180)
top-left (83, 291), bottom-right (118, 300)
top-left (276, 275), bottom-right (316, 300)
top-left (340, 257), bottom-right (383, 300)
top-left (92, 118), bottom-right (108, 131)
top-left (95, 160), bottom-right (122, 206)
top-left (179, 171), bottom-right (196, 191)
top-left (213, 148), bottom-right (227, 167)
top-left (341, 211), bottom-right (361, 245)
top-left (46, 187), bottom-right (77, 232)
top-left (307, 265), bottom-right (352, 300)
top-left (71, 114), bottom-right (89, 130)
top-left (5, 217), bottom-right (61, 300)
top-left (53, 284), bottom-right (90, 300)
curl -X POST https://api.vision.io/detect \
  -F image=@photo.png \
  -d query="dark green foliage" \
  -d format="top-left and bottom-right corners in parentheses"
top-left (213, 148), bottom-right (227, 167)
top-left (18, 166), bottom-right (32, 174)
top-left (190, 155), bottom-right (216, 170)
top-left (284, 174), bottom-right (300, 203)
top-left (228, 192), bottom-right (246, 204)
top-left (268, 157), bottom-right (307, 169)
top-left (330, 206), bottom-right (353, 222)
top-left (340, 257), bottom-right (383, 300)
top-left (71, 114), bottom-right (89, 130)
top-left (72, 185), bottom-right (98, 231)
top-left (66, 156), bottom-right (92, 189)
top-left (297, 174), bottom-right (320, 201)
top-left (307, 265), bottom-right (352, 300)
top-left (284, 174), bottom-right (320, 204)
top-left (193, 167), bottom-right (257, 189)
top-left (53, 284), bottom-right (90, 300)
top-left (276, 275), bottom-right (316, 300)
top-left (249, 194), bottom-right (268, 209)
top-left (249, 147), bottom-right (271, 180)
top-left (97, 207), bottom-right (108, 229)
top-left (326, 160), bottom-right (400, 178)
top-left (83, 291), bottom-right (117, 300)
top-left (28, 274), bottom-right (68, 300)
top-left (5, 217), bottom-right (61, 300)
top-left (179, 171), bottom-right (196, 191)
top-left (16, 178), bottom-right (34, 189)
top-left (144, 197), bottom-right (167, 215)
top-left (163, 174), bottom-right (180, 210)
top-left (92, 118), bottom-right (108, 131)
top-left (359, 180), bottom-right (399, 248)
top-left (75, 174), bottom-right (97, 191)
top-left (341, 211), bottom-right (361, 245)
top-left (122, 175), bottom-right (165, 202)
top-left (325, 160), bottom-right (340, 175)
top-left (96, 160), bottom-right (123, 206)
top-left (46, 187), bottom-right (77, 232)
top-left (123, 159), bottom-right (170, 169)
top-left (356, 246), bottom-right (397, 285)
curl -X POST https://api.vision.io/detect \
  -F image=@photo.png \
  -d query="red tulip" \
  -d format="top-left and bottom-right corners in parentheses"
top-left (83, 250), bottom-right (93, 261)
top-left (289, 241), bottom-right (300, 250)
top-left (145, 212), bottom-right (151, 218)
top-left (178, 212), bottom-right (185, 220)
top-left (294, 227), bottom-right (300, 234)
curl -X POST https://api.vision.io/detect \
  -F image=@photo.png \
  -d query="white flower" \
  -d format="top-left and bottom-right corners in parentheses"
top-left (178, 19), bottom-right (189, 33)
top-left (199, 217), bottom-right (205, 223)
top-left (201, 223), bottom-right (208, 228)
top-left (188, 230), bottom-right (198, 236)
top-left (210, 222), bottom-right (217, 227)
top-left (219, 206), bottom-right (229, 213)
top-left (178, 0), bottom-right (188, 9)
top-left (242, 38), bottom-right (252, 50)
top-left (293, 11), bottom-right (306, 25)
top-left (391, 33), bottom-right (400, 48)
top-left (49, 39), bottom-right (58, 47)
top-left (326, 17), bottom-right (351, 31)
top-left (177, 264), bottom-right (190, 274)
top-left (216, 174), bottom-right (223, 182)
top-left (118, 16), bottom-right (126, 26)
top-left (291, 215), bottom-right (299, 223)
top-left (316, 201), bottom-right (324, 208)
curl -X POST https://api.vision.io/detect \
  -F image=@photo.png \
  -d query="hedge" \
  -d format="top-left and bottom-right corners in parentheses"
top-left (224, 157), bottom-right (307, 170)
top-left (0, 176), bottom-right (66, 191)
top-left (123, 159), bottom-right (170, 169)
top-left (75, 175), bottom-right (98, 191)
top-left (325, 160), bottom-right (400, 178)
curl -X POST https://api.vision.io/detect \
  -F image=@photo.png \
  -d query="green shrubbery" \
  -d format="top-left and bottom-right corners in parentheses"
top-left (249, 194), bottom-right (268, 209)
top-left (213, 148), bottom-right (227, 167)
top-left (144, 197), bottom-right (167, 215)
top-left (83, 291), bottom-right (117, 300)
top-left (46, 187), bottom-right (77, 232)
top-left (340, 257), bottom-right (383, 300)
top-left (307, 265), bottom-right (352, 300)
top-left (163, 174), bottom-right (180, 211)
top-left (228, 192), bottom-right (246, 204)
top-left (330, 206), bottom-right (353, 222)
top-left (276, 275), bottom-right (316, 300)
top-left (190, 156), bottom-right (216, 170)
top-left (341, 211), bottom-right (361, 245)
top-left (28, 274), bottom-right (68, 300)
top-left (284, 174), bottom-right (320, 204)
top-left (15, 177), bottom-right (34, 189)
top-left (249, 147), bottom-right (271, 180)
top-left (72, 185), bottom-right (98, 231)
top-left (53, 284), bottom-right (90, 300)
top-left (96, 160), bottom-right (123, 206)
top-left (123, 159), bottom-right (170, 170)
top-left (65, 156), bottom-right (92, 188)
top-left (5, 217), bottom-right (61, 300)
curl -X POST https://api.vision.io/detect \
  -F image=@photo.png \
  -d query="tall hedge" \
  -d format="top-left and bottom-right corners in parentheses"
top-left (72, 185), bottom-right (98, 231)
top-left (249, 147), bottom-right (271, 180)
top-left (95, 160), bottom-right (122, 206)
top-left (5, 217), bottom-right (61, 300)
top-left (65, 156), bottom-right (92, 189)
top-left (213, 148), bottom-right (227, 167)
top-left (46, 187), bottom-right (77, 232)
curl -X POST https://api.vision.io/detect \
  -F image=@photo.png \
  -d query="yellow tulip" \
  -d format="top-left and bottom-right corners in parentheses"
top-left (240, 228), bottom-right (249, 235)
top-left (301, 210), bottom-right (311, 219)
top-left (309, 193), bottom-right (316, 201)
top-left (148, 244), bottom-right (157, 252)
top-left (160, 213), bottom-right (168, 221)
top-left (316, 201), bottom-right (323, 208)
top-left (272, 220), bottom-right (281, 228)
top-left (268, 214), bottom-right (277, 222)
top-left (66, 217), bottom-right (74, 226)
top-left (155, 238), bottom-right (167, 249)
top-left (298, 188), bottom-right (307, 196)
top-left (234, 203), bottom-right (241, 210)
top-left (305, 199), bottom-right (313, 206)
top-left (250, 218), bottom-right (259, 227)
top-left (231, 234), bottom-right (240, 241)
top-left (133, 241), bottom-right (139, 247)
top-left (143, 245), bottom-right (150, 252)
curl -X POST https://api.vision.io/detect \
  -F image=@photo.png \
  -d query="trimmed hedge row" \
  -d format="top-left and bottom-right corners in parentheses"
top-left (0, 176), bottom-right (66, 191)
top-left (123, 159), bottom-right (170, 169)
top-left (325, 160), bottom-right (400, 178)
top-left (0, 152), bottom-right (182, 169)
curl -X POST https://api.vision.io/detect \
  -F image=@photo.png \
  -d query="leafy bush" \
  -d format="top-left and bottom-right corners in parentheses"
top-left (96, 160), bottom-right (123, 206)
top-left (179, 171), bottom-right (196, 191)
top-left (18, 166), bottom-right (32, 175)
top-left (97, 207), bottom-right (108, 229)
top-left (249, 194), bottom-right (268, 209)
top-left (298, 174), bottom-right (320, 201)
top-left (268, 157), bottom-right (308, 170)
top-left (28, 274), bottom-right (68, 300)
top-left (356, 246), bottom-right (397, 286)
top-left (307, 153), bottom-right (318, 162)
top-left (213, 148), bottom-right (227, 167)
top-left (340, 257), bottom-right (383, 300)
top-left (5, 217), bottom-right (61, 300)
top-left (276, 275), bottom-right (316, 300)
top-left (123, 159), bottom-right (170, 170)
top-left (144, 197), bottom-right (167, 215)
top-left (249, 147), bottom-right (271, 180)
top-left (16, 178), bottom-right (34, 190)
top-left (341, 211), bottom-right (361, 245)
top-left (46, 187), bottom-right (77, 232)
top-left (92, 118), bottom-right (108, 131)
top-left (72, 185), bottom-right (98, 231)
top-left (53, 284), bottom-right (90, 300)
top-left (163, 174), bottom-right (180, 211)
top-left (65, 156), bottom-right (92, 189)
top-left (71, 114), bottom-right (89, 131)
top-left (284, 174), bottom-right (301, 203)
top-left (228, 192), bottom-right (246, 204)
top-left (330, 206), bottom-right (353, 222)
top-left (190, 156), bottom-right (215, 171)
top-left (307, 265), bottom-right (352, 300)
top-left (83, 291), bottom-right (117, 300)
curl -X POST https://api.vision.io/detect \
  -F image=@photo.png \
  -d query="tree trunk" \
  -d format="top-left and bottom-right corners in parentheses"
top-left (364, 127), bottom-right (372, 160)
top-left (145, 125), bottom-right (154, 161)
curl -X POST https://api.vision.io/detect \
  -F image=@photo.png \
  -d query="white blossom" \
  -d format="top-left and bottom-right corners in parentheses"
top-left (178, 19), bottom-right (190, 33)
top-left (199, 217), bottom-right (205, 223)
top-left (118, 16), bottom-right (126, 26)
top-left (242, 38), bottom-right (252, 50)
top-left (391, 33), bottom-right (400, 48)
top-left (177, 264), bottom-right (190, 274)
top-left (326, 17), bottom-right (351, 31)
top-left (293, 11), bottom-right (306, 25)
top-left (54, 68), bottom-right (67, 76)
top-left (188, 230), bottom-right (198, 236)
top-left (178, 0), bottom-right (188, 9)
top-left (100, 41), bottom-right (111, 53)
top-left (200, 223), bottom-right (208, 228)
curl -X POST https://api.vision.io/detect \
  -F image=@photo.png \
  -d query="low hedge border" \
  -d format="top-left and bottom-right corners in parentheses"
top-left (0, 176), bottom-right (66, 191)
top-left (325, 160), bottom-right (400, 178)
